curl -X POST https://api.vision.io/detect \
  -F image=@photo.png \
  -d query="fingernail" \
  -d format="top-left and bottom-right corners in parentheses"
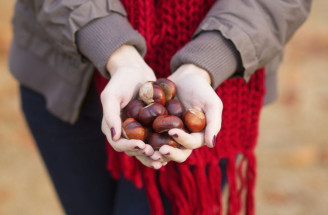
top-left (164, 152), bottom-right (170, 156)
top-left (172, 134), bottom-right (178, 138)
top-left (110, 127), bottom-right (116, 139)
top-left (212, 135), bottom-right (217, 147)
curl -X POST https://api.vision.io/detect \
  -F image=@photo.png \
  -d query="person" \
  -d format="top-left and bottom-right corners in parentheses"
top-left (9, 0), bottom-right (311, 214)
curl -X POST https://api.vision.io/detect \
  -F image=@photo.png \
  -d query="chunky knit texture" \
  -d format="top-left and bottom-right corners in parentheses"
top-left (94, 0), bottom-right (266, 214)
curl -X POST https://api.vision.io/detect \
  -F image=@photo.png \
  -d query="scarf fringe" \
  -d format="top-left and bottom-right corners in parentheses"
top-left (246, 153), bottom-right (256, 215)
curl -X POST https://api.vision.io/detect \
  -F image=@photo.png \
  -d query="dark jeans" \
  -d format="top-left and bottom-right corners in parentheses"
top-left (20, 83), bottom-right (227, 215)
top-left (20, 84), bottom-right (153, 215)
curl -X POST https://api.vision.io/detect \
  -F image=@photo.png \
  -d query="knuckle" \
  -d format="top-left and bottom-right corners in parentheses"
top-left (217, 123), bottom-right (222, 131)
top-left (100, 91), bottom-right (107, 103)
top-left (116, 148), bottom-right (123, 153)
top-left (214, 98), bottom-right (223, 109)
top-left (206, 98), bottom-right (223, 113)
top-left (111, 145), bottom-right (123, 152)
top-left (105, 135), bottom-right (113, 144)
top-left (176, 156), bottom-right (187, 163)
top-left (183, 143), bottom-right (195, 150)
top-left (125, 152), bottom-right (134, 157)
top-left (103, 115), bottom-right (112, 126)
top-left (176, 158), bottom-right (186, 163)
top-left (101, 120), bottom-right (109, 135)
top-left (101, 124), bottom-right (106, 134)
top-left (101, 89), bottom-right (117, 104)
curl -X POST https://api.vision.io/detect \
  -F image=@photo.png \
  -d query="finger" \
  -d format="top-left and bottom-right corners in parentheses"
top-left (158, 145), bottom-right (192, 163)
top-left (150, 151), bottom-right (171, 163)
top-left (150, 151), bottom-right (168, 163)
top-left (102, 117), bottom-right (151, 156)
top-left (168, 128), bottom-right (204, 149)
top-left (125, 147), bottom-right (147, 157)
top-left (102, 119), bottom-right (125, 151)
top-left (125, 144), bottom-right (154, 157)
top-left (203, 99), bottom-right (223, 148)
top-left (101, 118), bottom-right (111, 136)
top-left (106, 135), bottom-right (146, 153)
top-left (142, 144), bottom-right (155, 157)
top-left (150, 151), bottom-right (161, 160)
top-left (136, 155), bottom-right (163, 169)
top-left (101, 92), bottom-right (122, 141)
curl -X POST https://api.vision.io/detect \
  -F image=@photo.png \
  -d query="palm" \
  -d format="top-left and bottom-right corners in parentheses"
top-left (154, 65), bottom-right (222, 163)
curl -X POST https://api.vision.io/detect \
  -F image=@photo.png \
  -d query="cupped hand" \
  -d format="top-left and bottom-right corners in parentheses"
top-left (100, 45), bottom-right (162, 169)
top-left (153, 64), bottom-right (223, 163)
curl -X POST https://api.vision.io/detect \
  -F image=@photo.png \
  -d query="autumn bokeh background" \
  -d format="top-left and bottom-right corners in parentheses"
top-left (1, 1), bottom-right (327, 215)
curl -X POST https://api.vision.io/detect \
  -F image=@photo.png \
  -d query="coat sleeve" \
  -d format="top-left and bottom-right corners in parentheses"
top-left (170, 0), bottom-right (312, 88)
top-left (34, 0), bottom-right (146, 76)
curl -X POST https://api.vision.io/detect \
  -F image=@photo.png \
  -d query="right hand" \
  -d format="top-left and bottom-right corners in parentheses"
top-left (100, 45), bottom-right (163, 169)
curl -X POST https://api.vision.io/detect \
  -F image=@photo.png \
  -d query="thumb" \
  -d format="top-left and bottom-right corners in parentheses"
top-left (204, 100), bottom-right (223, 148)
top-left (101, 94), bottom-right (122, 141)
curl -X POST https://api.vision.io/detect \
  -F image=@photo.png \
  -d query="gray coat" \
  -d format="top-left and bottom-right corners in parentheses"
top-left (9, 0), bottom-right (312, 123)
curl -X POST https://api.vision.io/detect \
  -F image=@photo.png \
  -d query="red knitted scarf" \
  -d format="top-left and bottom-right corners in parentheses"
top-left (94, 0), bottom-right (265, 214)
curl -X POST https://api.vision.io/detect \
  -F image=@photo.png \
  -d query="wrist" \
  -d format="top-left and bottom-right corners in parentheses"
top-left (170, 64), bottom-right (212, 85)
top-left (106, 45), bottom-right (154, 79)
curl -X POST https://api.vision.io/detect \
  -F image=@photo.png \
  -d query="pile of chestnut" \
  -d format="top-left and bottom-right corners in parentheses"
top-left (122, 78), bottom-right (206, 150)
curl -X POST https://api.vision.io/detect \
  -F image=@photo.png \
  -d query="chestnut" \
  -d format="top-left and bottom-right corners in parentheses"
top-left (138, 103), bottom-right (168, 127)
top-left (152, 115), bottom-right (184, 133)
top-left (125, 99), bottom-right (144, 120)
top-left (122, 118), bottom-right (148, 141)
top-left (139, 81), bottom-right (166, 105)
top-left (182, 108), bottom-right (206, 132)
top-left (165, 99), bottom-right (184, 118)
top-left (156, 78), bottom-right (176, 101)
top-left (148, 133), bottom-right (181, 150)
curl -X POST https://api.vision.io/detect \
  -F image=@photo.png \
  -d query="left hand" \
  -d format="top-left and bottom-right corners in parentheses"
top-left (151, 64), bottom-right (223, 163)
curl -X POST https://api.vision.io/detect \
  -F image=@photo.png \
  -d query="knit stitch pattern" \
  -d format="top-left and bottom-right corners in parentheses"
top-left (94, 0), bottom-right (266, 214)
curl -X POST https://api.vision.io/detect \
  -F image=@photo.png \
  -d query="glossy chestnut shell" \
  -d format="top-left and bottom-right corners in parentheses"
top-left (122, 118), bottom-right (148, 141)
top-left (125, 99), bottom-right (144, 120)
top-left (139, 81), bottom-right (166, 105)
top-left (152, 115), bottom-right (184, 133)
top-left (138, 103), bottom-right (168, 127)
top-left (156, 78), bottom-right (176, 102)
top-left (165, 99), bottom-right (184, 118)
top-left (148, 133), bottom-right (180, 150)
top-left (182, 108), bottom-right (206, 132)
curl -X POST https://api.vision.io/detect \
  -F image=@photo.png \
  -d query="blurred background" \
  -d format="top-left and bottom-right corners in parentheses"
top-left (0, 1), bottom-right (327, 215)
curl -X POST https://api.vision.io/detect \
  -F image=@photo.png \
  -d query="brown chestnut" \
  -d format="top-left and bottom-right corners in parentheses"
top-left (182, 108), bottom-right (206, 132)
top-left (152, 115), bottom-right (184, 133)
top-left (139, 81), bottom-right (166, 105)
top-left (156, 78), bottom-right (176, 101)
top-left (125, 99), bottom-right (144, 120)
top-left (122, 118), bottom-right (148, 141)
top-left (148, 133), bottom-right (180, 150)
top-left (165, 99), bottom-right (185, 118)
top-left (138, 103), bottom-right (168, 127)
